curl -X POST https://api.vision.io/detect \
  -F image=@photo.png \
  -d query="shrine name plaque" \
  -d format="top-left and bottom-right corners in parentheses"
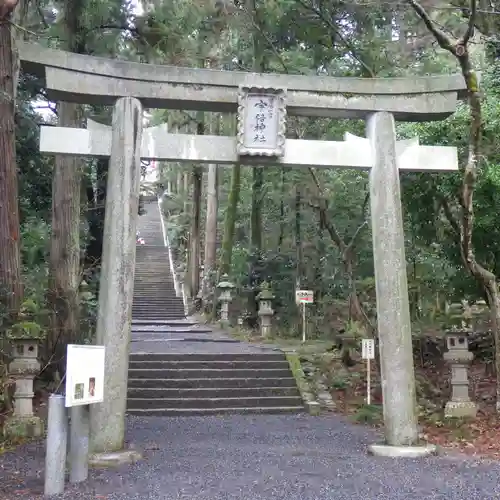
top-left (237, 86), bottom-right (286, 157)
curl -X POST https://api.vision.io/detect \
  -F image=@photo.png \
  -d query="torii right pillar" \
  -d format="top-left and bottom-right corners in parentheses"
top-left (365, 112), bottom-right (446, 457)
top-left (368, 112), bottom-right (417, 448)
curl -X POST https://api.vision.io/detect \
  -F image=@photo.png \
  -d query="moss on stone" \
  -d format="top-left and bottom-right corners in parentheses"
top-left (286, 352), bottom-right (319, 414)
top-left (7, 321), bottom-right (44, 340)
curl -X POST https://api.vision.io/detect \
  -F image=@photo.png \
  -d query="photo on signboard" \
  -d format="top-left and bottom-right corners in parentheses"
top-left (88, 377), bottom-right (96, 397)
top-left (74, 383), bottom-right (84, 400)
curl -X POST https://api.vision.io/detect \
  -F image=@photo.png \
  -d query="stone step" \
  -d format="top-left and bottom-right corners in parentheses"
top-left (131, 319), bottom-right (194, 326)
top-left (127, 395), bottom-right (303, 410)
top-left (128, 360), bottom-right (289, 370)
top-left (132, 316), bottom-right (185, 321)
top-left (132, 295), bottom-right (179, 299)
top-left (126, 406), bottom-right (304, 416)
top-left (133, 276), bottom-right (174, 280)
top-left (128, 368), bottom-right (292, 379)
top-left (131, 309), bottom-right (184, 313)
top-left (127, 386), bottom-right (300, 399)
top-left (129, 352), bottom-right (284, 362)
top-left (133, 288), bottom-right (177, 292)
top-left (132, 302), bottom-right (183, 306)
top-left (131, 326), bottom-right (209, 332)
top-left (133, 296), bottom-right (178, 299)
top-left (132, 300), bottom-right (180, 304)
top-left (133, 277), bottom-right (175, 280)
top-left (132, 310), bottom-right (184, 315)
top-left (127, 377), bottom-right (297, 389)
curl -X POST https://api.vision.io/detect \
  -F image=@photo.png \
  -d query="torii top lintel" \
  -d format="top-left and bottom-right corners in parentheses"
top-left (19, 43), bottom-right (467, 122)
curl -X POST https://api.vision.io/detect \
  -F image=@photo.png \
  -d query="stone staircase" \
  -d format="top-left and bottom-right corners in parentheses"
top-left (132, 201), bottom-right (185, 321)
top-left (127, 351), bottom-right (304, 416)
top-left (128, 200), bottom-right (304, 416)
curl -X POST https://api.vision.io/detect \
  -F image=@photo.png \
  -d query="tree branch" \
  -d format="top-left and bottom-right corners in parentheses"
top-left (308, 168), bottom-right (346, 251)
top-left (406, 0), bottom-right (457, 53)
top-left (437, 193), bottom-right (460, 236)
top-left (462, 0), bottom-right (476, 45)
top-left (294, 0), bottom-right (376, 77)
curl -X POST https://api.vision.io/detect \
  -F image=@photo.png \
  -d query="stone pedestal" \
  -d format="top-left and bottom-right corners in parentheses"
top-left (257, 282), bottom-right (274, 338)
top-left (90, 97), bottom-right (143, 454)
top-left (444, 330), bottom-right (476, 418)
top-left (5, 339), bottom-right (43, 439)
top-left (217, 274), bottom-right (234, 327)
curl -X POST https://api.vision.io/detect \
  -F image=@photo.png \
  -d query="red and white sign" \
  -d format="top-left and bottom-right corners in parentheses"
top-left (295, 290), bottom-right (314, 304)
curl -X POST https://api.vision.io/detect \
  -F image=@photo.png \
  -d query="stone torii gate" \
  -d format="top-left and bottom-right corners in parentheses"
top-left (20, 42), bottom-right (465, 458)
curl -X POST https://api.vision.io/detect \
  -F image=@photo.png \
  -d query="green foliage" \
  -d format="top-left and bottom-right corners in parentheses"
top-left (353, 404), bottom-right (382, 424)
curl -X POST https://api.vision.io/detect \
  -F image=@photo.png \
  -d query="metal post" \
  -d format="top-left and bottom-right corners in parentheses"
top-left (69, 405), bottom-right (89, 483)
top-left (44, 394), bottom-right (67, 497)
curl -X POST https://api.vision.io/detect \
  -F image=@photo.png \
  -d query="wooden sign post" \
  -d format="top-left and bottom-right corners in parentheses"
top-left (295, 290), bottom-right (314, 343)
top-left (361, 339), bottom-right (375, 405)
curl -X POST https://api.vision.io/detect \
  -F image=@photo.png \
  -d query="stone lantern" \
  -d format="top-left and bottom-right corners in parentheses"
top-left (4, 300), bottom-right (44, 438)
top-left (443, 329), bottom-right (477, 418)
top-left (257, 282), bottom-right (274, 338)
top-left (217, 274), bottom-right (235, 327)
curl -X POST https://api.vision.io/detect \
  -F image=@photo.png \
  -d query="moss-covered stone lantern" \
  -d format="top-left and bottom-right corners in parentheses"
top-left (257, 282), bottom-right (274, 338)
top-left (4, 299), bottom-right (44, 439)
top-left (443, 329), bottom-right (476, 419)
top-left (217, 274), bottom-right (235, 327)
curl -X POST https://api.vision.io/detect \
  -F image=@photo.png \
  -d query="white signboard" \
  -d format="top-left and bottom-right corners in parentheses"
top-left (65, 344), bottom-right (105, 407)
top-left (296, 290), bottom-right (314, 304)
top-left (237, 86), bottom-right (286, 157)
top-left (361, 339), bottom-right (375, 360)
top-left (243, 94), bottom-right (280, 150)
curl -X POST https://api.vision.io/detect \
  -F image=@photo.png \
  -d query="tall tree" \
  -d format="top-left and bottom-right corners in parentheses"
top-left (202, 114), bottom-right (219, 309)
top-left (247, 0), bottom-right (265, 325)
top-left (47, 0), bottom-right (85, 370)
top-left (406, 0), bottom-right (500, 408)
top-left (0, 0), bottom-right (22, 321)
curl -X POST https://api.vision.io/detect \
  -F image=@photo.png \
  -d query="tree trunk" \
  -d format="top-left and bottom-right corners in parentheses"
top-left (202, 112), bottom-right (219, 310)
top-left (247, 0), bottom-right (265, 324)
top-left (277, 168), bottom-right (286, 252)
top-left (47, 101), bottom-right (82, 370)
top-left (295, 186), bottom-right (302, 290)
top-left (219, 163), bottom-right (241, 276)
top-left (85, 158), bottom-right (108, 289)
top-left (183, 172), bottom-right (189, 212)
top-left (0, 6), bottom-right (22, 320)
top-left (188, 166), bottom-right (202, 301)
top-left (46, 0), bottom-right (85, 373)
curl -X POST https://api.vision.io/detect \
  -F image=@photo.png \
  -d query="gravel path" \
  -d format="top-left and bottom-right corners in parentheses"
top-left (2, 413), bottom-right (500, 499)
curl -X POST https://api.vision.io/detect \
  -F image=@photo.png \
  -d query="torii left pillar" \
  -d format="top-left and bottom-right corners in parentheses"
top-left (89, 97), bottom-right (143, 456)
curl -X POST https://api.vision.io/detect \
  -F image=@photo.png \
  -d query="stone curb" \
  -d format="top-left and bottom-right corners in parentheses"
top-left (368, 443), bottom-right (437, 458)
top-left (89, 449), bottom-right (143, 468)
